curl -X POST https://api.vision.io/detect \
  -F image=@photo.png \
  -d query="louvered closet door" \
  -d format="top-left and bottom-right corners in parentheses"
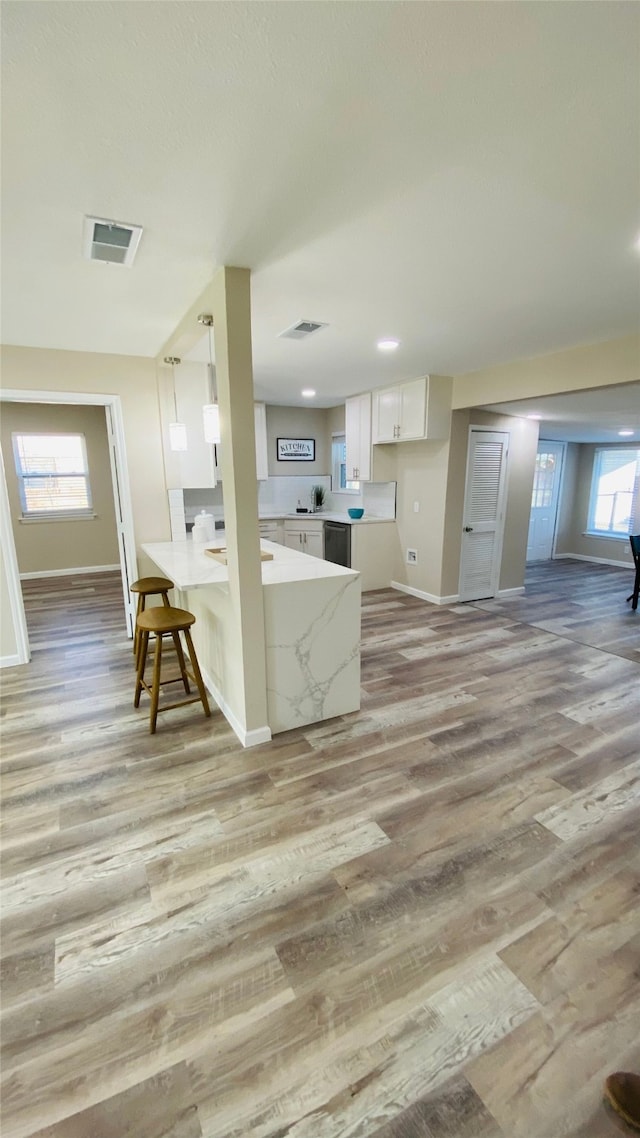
top-left (458, 430), bottom-right (509, 601)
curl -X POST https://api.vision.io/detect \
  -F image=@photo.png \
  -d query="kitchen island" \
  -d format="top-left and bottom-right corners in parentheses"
top-left (142, 538), bottom-right (361, 744)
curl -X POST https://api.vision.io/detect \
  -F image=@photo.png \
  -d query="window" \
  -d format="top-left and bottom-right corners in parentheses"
top-left (331, 434), bottom-right (360, 494)
top-left (12, 433), bottom-right (93, 518)
top-left (530, 449), bottom-right (558, 508)
top-left (587, 447), bottom-right (640, 536)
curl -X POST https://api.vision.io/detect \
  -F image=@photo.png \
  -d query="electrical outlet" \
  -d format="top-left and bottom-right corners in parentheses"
top-left (413, 500), bottom-right (419, 513)
top-left (406, 548), bottom-right (418, 565)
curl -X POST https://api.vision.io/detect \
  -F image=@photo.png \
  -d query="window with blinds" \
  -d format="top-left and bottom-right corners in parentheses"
top-left (12, 433), bottom-right (93, 518)
top-left (587, 447), bottom-right (640, 536)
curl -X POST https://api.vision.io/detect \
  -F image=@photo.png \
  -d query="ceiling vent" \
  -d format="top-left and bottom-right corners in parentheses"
top-left (279, 319), bottom-right (328, 340)
top-left (83, 216), bottom-right (143, 266)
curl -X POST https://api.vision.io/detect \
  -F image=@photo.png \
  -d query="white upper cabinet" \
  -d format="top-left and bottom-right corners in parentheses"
top-left (254, 402), bottom-right (268, 481)
top-left (345, 391), bottom-right (372, 482)
top-left (372, 376), bottom-right (451, 444)
top-left (162, 360), bottom-right (269, 488)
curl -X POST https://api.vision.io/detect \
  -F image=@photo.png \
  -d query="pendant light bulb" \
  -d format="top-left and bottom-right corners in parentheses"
top-left (200, 320), bottom-right (221, 444)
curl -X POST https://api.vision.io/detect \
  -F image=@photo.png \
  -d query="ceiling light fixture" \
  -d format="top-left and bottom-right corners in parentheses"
top-left (618, 429), bottom-right (635, 437)
top-left (377, 338), bottom-right (400, 352)
top-left (527, 413), bottom-right (543, 420)
top-left (164, 357), bottom-right (187, 451)
top-left (301, 389), bottom-right (316, 398)
top-left (198, 314), bottom-right (221, 448)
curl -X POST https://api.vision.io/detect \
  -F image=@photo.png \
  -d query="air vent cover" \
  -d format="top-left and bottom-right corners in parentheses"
top-left (83, 216), bottom-right (143, 266)
top-left (279, 319), bottom-right (328, 340)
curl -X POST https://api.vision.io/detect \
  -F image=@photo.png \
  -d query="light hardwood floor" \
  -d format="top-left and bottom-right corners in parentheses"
top-left (1, 561), bottom-right (638, 1138)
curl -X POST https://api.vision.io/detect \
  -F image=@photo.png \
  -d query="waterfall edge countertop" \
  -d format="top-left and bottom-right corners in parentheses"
top-left (141, 538), bottom-right (359, 591)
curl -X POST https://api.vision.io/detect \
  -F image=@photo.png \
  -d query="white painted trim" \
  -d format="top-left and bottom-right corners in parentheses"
top-left (20, 564), bottom-right (121, 580)
top-left (391, 580), bottom-right (460, 605)
top-left (199, 662), bottom-right (272, 748)
top-left (0, 446), bottom-right (30, 666)
top-left (496, 586), bottom-right (525, 598)
top-left (0, 389), bottom-right (138, 656)
top-left (554, 552), bottom-right (633, 570)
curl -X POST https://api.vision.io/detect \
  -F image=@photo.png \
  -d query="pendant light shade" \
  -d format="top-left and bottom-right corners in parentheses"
top-left (202, 402), bottom-right (221, 444)
top-left (164, 356), bottom-right (187, 452)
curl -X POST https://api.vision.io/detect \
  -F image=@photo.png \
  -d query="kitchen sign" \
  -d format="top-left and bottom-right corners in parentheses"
top-left (277, 438), bottom-right (315, 462)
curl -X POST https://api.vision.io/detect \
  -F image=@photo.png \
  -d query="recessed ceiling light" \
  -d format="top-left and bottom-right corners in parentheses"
top-left (377, 338), bottom-right (400, 352)
top-left (301, 388), bottom-right (316, 398)
top-left (527, 413), bottom-right (543, 420)
top-left (618, 429), bottom-right (635, 436)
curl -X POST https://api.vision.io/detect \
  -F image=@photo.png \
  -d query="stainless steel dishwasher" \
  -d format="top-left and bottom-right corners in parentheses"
top-left (323, 520), bottom-right (351, 567)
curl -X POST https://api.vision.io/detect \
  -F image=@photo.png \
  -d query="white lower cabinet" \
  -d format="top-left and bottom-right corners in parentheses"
top-left (259, 520), bottom-right (285, 545)
top-left (284, 518), bottom-right (324, 558)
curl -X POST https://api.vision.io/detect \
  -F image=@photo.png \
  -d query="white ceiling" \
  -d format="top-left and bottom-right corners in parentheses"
top-left (1, 2), bottom-right (639, 420)
top-left (481, 381), bottom-right (640, 444)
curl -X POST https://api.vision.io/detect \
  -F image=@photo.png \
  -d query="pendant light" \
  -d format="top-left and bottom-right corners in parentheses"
top-left (198, 314), bottom-right (221, 445)
top-left (164, 356), bottom-right (187, 452)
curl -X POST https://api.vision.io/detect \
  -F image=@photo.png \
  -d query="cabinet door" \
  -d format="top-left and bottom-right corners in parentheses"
top-left (304, 530), bottom-right (324, 559)
top-left (372, 387), bottom-right (400, 444)
top-left (284, 530), bottom-right (303, 550)
top-left (398, 378), bottom-right (426, 440)
top-left (345, 392), bottom-right (372, 481)
top-left (254, 402), bottom-right (268, 480)
top-left (173, 363), bottom-right (217, 488)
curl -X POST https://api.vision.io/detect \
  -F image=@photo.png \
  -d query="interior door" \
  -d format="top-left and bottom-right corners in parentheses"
top-left (526, 442), bottom-right (565, 561)
top-left (104, 404), bottom-right (137, 637)
top-left (459, 429), bottom-right (509, 601)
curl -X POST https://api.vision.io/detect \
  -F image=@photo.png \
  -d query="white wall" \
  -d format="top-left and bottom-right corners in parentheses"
top-left (1, 401), bottom-right (120, 574)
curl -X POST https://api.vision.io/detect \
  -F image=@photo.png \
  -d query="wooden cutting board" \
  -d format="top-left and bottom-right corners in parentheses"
top-left (205, 546), bottom-right (274, 565)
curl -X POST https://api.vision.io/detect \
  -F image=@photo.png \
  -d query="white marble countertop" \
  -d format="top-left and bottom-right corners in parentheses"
top-left (143, 538), bottom-right (359, 590)
top-left (258, 513), bottom-right (395, 525)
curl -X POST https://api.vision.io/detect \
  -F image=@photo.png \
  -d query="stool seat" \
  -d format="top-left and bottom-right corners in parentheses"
top-left (134, 604), bottom-right (210, 733)
top-left (131, 576), bottom-right (174, 595)
top-left (136, 606), bottom-right (195, 634)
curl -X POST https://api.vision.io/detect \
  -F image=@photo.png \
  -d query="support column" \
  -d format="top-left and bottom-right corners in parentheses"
top-left (211, 266), bottom-right (269, 741)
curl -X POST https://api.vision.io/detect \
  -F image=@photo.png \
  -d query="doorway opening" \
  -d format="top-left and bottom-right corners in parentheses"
top-left (0, 389), bottom-right (137, 668)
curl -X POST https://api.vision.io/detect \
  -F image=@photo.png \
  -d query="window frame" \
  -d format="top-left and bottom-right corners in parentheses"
top-left (331, 433), bottom-right (360, 495)
top-left (586, 445), bottom-right (640, 538)
top-left (12, 431), bottom-right (94, 521)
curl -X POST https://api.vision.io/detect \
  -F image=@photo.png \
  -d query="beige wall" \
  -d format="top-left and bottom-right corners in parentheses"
top-left (452, 334), bottom-right (640, 408)
top-left (266, 405), bottom-right (331, 477)
top-left (555, 442), bottom-right (636, 566)
top-left (1, 401), bottom-right (120, 574)
top-left (0, 346), bottom-right (170, 580)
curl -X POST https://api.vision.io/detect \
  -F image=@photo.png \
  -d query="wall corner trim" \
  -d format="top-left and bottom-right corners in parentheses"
top-left (391, 581), bottom-right (460, 605)
top-left (199, 662), bottom-right (272, 748)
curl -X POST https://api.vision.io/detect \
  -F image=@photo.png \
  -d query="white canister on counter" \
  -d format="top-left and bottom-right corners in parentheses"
top-left (192, 510), bottom-right (215, 543)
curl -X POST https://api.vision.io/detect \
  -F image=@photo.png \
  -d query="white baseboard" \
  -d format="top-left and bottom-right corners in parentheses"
top-left (199, 662), bottom-right (272, 749)
top-left (553, 553), bottom-right (632, 570)
top-left (391, 580), bottom-right (460, 605)
top-left (0, 652), bottom-right (27, 669)
top-left (496, 586), bottom-right (525, 598)
top-left (20, 564), bottom-right (121, 580)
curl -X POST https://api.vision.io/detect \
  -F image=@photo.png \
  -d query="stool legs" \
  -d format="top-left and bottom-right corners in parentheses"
top-left (134, 620), bottom-right (210, 733)
top-left (149, 632), bottom-right (163, 734)
top-left (183, 628), bottom-right (211, 718)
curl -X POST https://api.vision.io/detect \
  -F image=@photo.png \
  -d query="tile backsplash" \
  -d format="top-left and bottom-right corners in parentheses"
top-left (173, 475), bottom-right (396, 539)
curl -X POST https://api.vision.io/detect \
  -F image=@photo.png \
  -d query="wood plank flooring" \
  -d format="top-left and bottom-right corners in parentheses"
top-left (1, 561), bottom-right (638, 1138)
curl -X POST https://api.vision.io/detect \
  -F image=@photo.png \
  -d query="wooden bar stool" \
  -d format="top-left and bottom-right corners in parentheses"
top-left (134, 606), bottom-right (211, 733)
top-left (130, 576), bottom-right (173, 658)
